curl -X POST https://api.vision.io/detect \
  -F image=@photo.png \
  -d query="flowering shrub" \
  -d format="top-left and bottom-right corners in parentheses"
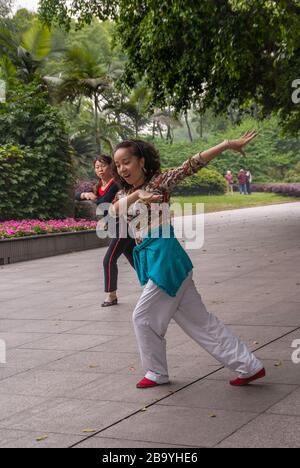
top-left (0, 219), bottom-right (97, 240)
top-left (75, 180), bottom-right (96, 194)
top-left (251, 184), bottom-right (300, 197)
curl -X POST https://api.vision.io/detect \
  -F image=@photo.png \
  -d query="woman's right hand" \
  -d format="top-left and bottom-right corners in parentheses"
top-left (82, 192), bottom-right (97, 201)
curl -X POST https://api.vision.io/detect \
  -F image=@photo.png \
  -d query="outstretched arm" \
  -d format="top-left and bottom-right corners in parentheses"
top-left (159, 131), bottom-right (258, 192)
top-left (198, 131), bottom-right (257, 165)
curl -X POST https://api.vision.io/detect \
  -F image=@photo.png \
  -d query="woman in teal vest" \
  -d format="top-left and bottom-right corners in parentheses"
top-left (111, 133), bottom-right (265, 388)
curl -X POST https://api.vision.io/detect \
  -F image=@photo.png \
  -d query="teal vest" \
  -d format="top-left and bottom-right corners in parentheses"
top-left (133, 225), bottom-right (193, 297)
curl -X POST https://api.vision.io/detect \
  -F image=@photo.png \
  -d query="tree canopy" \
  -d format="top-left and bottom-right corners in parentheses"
top-left (0, 0), bottom-right (13, 19)
top-left (39, 0), bottom-right (300, 133)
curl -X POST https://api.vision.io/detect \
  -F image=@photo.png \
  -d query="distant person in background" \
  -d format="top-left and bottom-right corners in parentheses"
top-left (225, 170), bottom-right (234, 195)
top-left (246, 170), bottom-right (252, 195)
top-left (237, 169), bottom-right (248, 195)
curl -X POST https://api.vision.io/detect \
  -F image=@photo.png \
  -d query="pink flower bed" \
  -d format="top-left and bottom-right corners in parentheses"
top-left (0, 219), bottom-right (98, 240)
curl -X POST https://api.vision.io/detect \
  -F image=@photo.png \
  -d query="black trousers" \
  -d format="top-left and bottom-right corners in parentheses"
top-left (103, 237), bottom-right (136, 293)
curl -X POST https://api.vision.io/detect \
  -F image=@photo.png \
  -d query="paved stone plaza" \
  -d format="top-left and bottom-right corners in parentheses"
top-left (0, 202), bottom-right (300, 448)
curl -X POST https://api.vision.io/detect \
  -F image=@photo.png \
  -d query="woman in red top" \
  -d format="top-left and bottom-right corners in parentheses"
top-left (76, 155), bottom-right (136, 307)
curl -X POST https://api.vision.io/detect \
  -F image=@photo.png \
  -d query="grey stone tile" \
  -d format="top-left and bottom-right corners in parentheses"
top-left (75, 437), bottom-right (190, 448)
top-left (253, 340), bottom-right (298, 361)
top-left (18, 333), bottom-right (116, 351)
top-left (0, 332), bottom-right (52, 349)
top-left (230, 302), bottom-right (300, 327)
top-left (4, 348), bottom-right (74, 371)
top-left (267, 388), bottom-right (300, 416)
top-left (1, 319), bottom-right (90, 334)
top-left (0, 369), bottom-right (101, 397)
top-left (56, 308), bottom-right (133, 322)
top-left (0, 429), bottom-right (83, 448)
top-left (89, 336), bottom-right (141, 354)
top-left (97, 405), bottom-right (257, 448)
top-left (0, 398), bottom-right (140, 436)
top-left (0, 366), bottom-right (26, 381)
top-left (41, 351), bottom-right (139, 374)
top-left (217, 414), bottom-right (300, 448)
top-left (68, 373), bottom-right (187, 404)
top-left (64, 321), bottom-right (135, 336)
top-left (157, 380), bottom-right (297, 414)
top-left (0, 394), bottom-right (47, 421)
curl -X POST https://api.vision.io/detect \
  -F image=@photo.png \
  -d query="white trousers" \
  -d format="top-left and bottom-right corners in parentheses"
top-left (133, 272), bottom-right (263, 383)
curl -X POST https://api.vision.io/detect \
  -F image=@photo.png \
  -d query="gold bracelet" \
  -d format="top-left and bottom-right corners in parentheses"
top-left (226, 139), bottom-right (232, 150)
top-left (197, 152), bottom-right (207, 167)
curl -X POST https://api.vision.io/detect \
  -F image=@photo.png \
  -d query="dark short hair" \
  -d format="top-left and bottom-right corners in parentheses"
top-left (112, 140), bottom-right (161, 190)
top-left (93, 154), bottom-right (112, 167)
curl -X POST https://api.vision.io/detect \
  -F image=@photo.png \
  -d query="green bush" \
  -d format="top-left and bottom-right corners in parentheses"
top-left (0, 143), bottom-right (71, 220)
top-left (164, 168), bottom-right (227, 195)
top-left (284, 163), bottom-right (300, 183)
top-left (0, 81), bottom-right (73, 220)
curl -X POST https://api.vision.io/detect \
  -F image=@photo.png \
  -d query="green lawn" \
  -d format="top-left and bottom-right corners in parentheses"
top-left (171, 192), bottom-right (299, 214)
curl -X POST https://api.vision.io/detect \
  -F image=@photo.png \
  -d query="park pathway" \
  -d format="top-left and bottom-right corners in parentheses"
top-left (0, 202), bottom-right (300, 448)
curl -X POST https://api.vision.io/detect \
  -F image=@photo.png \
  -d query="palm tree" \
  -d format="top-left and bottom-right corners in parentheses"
top-left (0, 19), bottom-right (52, 83)
top-left (150, 108), bottom-right (183, 143)
top-left (51, 46), bottom-right (111, 154)
top-left (104, 82), bottom-right (152, 138)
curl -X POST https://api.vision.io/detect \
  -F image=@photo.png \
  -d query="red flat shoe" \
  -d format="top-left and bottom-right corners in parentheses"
top-left (136, 377), bottom-right (170, 389)
top-left (230, 368), bottom-right (266, 386)
top-left (136, 377), bottom-right (159, 389)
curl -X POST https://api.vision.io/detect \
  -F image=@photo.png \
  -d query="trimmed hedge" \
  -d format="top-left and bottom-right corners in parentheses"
top-left (172, 168), bottom-right (227, 195)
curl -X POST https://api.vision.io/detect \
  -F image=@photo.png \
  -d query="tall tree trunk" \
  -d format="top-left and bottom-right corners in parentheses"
top-left (135, 120), bottom-right (139, 138)
top-left (152, 120), bottom-right (156, 139)
top-left (166, 124), bottom-right (172, 144)
top-left (184, 111), bottom-right (193, 142)
top-left (157, 122), bottom-right (164, 140)
top-left (199, 112), bottom-right (203, 138)
top-left (94, 93), bottom-right (101, 154)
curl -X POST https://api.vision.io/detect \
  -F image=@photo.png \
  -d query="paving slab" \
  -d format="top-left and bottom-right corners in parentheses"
top-left (75, 437), bottom-right (192, 449)
top-left (266, 387), bottom-right (300, 416)
top-left (217, 414), bottom-right (300, 448)
top-left (0, 398), bottom-right (141, 436)
top-left (0, 429), bottom-right (83, 448)
top-left (95, 405), bottom-right (257, 448)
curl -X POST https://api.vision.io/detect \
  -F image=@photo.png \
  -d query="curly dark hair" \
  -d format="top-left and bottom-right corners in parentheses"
top-left (112, 140), bottom-right (161, 190)
top-left (93, 154), bottom-right (113, 195)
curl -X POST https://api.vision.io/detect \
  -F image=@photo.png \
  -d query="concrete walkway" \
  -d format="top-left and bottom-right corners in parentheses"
top-left (0, 202), bottom-right (300, 448)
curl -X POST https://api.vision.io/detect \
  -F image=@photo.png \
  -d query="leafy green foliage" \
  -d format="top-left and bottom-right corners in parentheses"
top-left (156, 117), bottom-right (300, 183)
top-left (39, 0), bottom-right (300, 134)
top-left (0, 81), bottom-right (73, 220)
top-left (0, 0), bottom-right (13, 19)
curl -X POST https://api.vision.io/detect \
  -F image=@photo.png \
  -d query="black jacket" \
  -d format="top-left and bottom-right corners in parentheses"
top-left (75, 181), bottom-right (120, 205)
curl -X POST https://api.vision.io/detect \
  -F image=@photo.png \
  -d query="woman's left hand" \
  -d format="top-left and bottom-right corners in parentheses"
top-left (227, 131), bottom-right (258, 157)
top-left (138, 190), bottom-right (163, 205)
